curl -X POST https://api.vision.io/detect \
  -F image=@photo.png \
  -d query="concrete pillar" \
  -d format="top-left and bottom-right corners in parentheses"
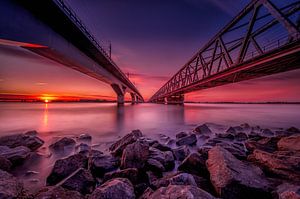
top-left (165, 94), bottom-right (184, 105)
top-left (111, 84), bottom-right (125, 105)
top-left (130, 93), bottom-right (137, 104)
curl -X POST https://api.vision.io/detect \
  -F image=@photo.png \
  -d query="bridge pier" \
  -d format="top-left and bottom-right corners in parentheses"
top-left (111, 84), bottom-right (125, 105)
top-left (130, 93), bottom-right (137, 104)
top-left (165, 94), bottom-right (184, 105)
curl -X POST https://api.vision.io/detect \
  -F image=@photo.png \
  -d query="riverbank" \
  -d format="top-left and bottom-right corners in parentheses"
top-left (0, 123), bottom-right (299, 198)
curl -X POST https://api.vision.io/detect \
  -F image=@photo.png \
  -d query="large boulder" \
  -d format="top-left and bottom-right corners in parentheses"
top-left (0, 133), bottom-right (44, 151)
top-left (49, 137), bottom-right (76, 151)
top-left (248, 149), bottom-right (300, 182)
top-left (121, 141), bottom-right (149, 169)
top-left (47, 153), bottom-right (88, 185)
top-left (176, 133), bottom-right (197, 146)
top-left (195, 124), bottom-right (212, 134)
top-left (91, 154), bottom-right (120, 177)
top-left (89, 178), bottom-right (135, 199)
top-left (207, 146), bottom-right (272, 199)
top-left (0, 145), bottom-right (31, 164)
top-left (148, 147), bottom-right (175, 171)
top-left (0, 169), bottom-right (25, 198)
top-left (59, 168), bottom-right (95, 195)
top-left (151, 142), bottom-right (171, 151)
top-left (172, 145), bottom-right (190, 161)
top-left (35, 186), bottom-right (84, 199)
top-left (109, 130), bottom-right (143, 156)
top-left (277, 135), bottom-right (300, 151)
top-left (275, 183), bottom-right (300, 199)
top-left (103, 168), bottom-right (141, 185)
top-left (146, 158), bottom-right (165, 173)
top-left (178, 153), bottom-right (209, 177)
top-left (245, 136), bottom-right (280, 153)
top-left (152, 173), bottom-right (197, 189)
top-left (0, 156), bottom-right (12, 172)
top-left (148, 185), bottom-right (217, 199)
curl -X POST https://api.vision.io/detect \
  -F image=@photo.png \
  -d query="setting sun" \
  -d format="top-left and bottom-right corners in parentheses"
top-left (44, 99), bottom-right (49, 103)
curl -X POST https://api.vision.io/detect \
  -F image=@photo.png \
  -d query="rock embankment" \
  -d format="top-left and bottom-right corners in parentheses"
top-left (0, 124), bottom-right (299, 199)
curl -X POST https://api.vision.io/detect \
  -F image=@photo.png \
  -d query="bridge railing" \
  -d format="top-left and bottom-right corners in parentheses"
top-left (149, 0), bottom-right (300, 102)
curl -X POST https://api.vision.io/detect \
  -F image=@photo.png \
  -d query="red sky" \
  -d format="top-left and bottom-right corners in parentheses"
top-left (0, 0), bottom-right (299, 102)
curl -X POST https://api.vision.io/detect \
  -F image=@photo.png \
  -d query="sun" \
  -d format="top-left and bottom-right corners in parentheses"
top-left (39, 95), bottom-right (56, 103)
top-left (44, 99), bottom-right (49, 103)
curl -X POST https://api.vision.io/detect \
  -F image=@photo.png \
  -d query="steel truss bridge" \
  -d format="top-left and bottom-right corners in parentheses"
top-left (149, 0), bottom-right (300, 104)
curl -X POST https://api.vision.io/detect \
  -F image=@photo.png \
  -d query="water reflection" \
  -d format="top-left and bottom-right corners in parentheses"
top-left (43, 103), bottom-right (48, 129)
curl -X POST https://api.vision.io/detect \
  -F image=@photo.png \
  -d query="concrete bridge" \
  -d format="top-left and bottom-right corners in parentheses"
top-left (0, 0), bottom-right (144, 104)
top-left (149, 0), bottom-right (300, 104)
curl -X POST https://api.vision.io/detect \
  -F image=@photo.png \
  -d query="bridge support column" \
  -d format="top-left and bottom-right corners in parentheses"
top-left (130, 93), bottom-right (137, 104)
top-left (111, 84), bottom-right (125, 105)
top-left (165, 94), bottom-right (184, 105)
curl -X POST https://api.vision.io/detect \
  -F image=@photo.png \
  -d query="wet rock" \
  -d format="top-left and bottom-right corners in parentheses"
top-left (233, 126), bottom-right (244, 131)
top-left (172, 145), bottom-right (190, 161)
top-left (235, 132), bottom-right (248, 141)
top-left (146, 158), bottom-right (165, 173)
top-left (148, 185), bottom-right (217, 199)
top-left (49, 137), bottom-right (76, 151)
top-left (75, 143), bottom-right (90, 154)
top-left (103, 168), bottom-right (141, 185)
top-left (207, 146), bottom-right (272, 199)
top-left (109, 130), bottom-right (143, 156)
top-left (148, 147), bottom-right (175, 171)
top-left (0, 169), bottom-right (25, 199)
top-left (89, 178), bottom-right (135, 199)
top-left (215, 142), bottom-right (247, 160)
top-left (47, 153), bottom-right (88, 185)
top-left (139, 137), bottom-right (158, 146)
top-left (134, 183), bottom-right (148, 198)
top-left (152, 173), bottom-right (197, 189)
top-left (195, 124), bottom-right (212, 134)
top-left (286, 127), bottom-right (300, 134)
top-left (78, 133), bottom-right (92, 141)
top-left (24, 130), bottom-right (38, 136)
top-left (192, 174), bottom-right (215, 194)
top-left (91, 154), bottom-right (120, 177)
top-left (277, 135), bottom-right (300, 151)
top-left (35, 186), bottom-right (84, 199)
top-left (248, 149), bottom-right (300, 182)
top-left (0, 133), bottom-right (44, 151)
top-left (175, 132), bottom-right (188, 139)
top-left (226, 127), bottom-right (236, 134)
top-left (139, 187), bottom-right (154, 199)
top-left (0, 145), bottom-right (31, 164)
top-left (248, 132), bottom-right (265, 140)
top-left (151, 142), bottom-right (171, 151)
top-left (216, 133), bottom-right (234, 140)
top-left (121, 141), bottom-right (149, 169)
top-left (60, 168), bottom-right (95, 195)
top-left (0, 156), bottom-right (12, 172)
top-left (176, 133), bottom-right (197, 146)
top-left (241, 123), bottom-right (251, 129)
top-left (178, 153), bottom-right (208, 177)
top-left (245, 136), bottom-right (280, 153)
top-left (275, 183), bottom-right (300, 199)
top-left (261, 128), bottom-right (274, 136)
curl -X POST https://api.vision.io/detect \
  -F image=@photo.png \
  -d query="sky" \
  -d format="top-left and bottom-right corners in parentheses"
top-left (0, 0), bottom-right (299, 102)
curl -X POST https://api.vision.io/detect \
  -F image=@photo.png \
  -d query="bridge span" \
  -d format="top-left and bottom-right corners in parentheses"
top-left (149, 0), bottom-right (300, 104)
top-left (0, 0), bottom-right (143, 104)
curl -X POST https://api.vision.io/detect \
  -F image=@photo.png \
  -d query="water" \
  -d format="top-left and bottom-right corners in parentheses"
top-left (0, 102), bottom-right (299, 191)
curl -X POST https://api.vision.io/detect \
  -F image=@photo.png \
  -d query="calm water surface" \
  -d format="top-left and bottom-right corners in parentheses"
top-left (0, 102), bottom-right (299, 190)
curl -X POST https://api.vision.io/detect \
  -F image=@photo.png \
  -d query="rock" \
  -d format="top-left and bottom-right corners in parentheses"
top-left (139, 187), bottom-right (154, 199)
top-left (207, 146), bottom-right (272, 199)
top-left (121, 141), bottom-right (149, 169)
top-left (0, 133), bottom-right (44, 151)
top-left (109, 130), bottom-right (143, 156)
top-left (175, 132), bottom-right (188, 139)
top-left (241, 123), bottom-right (251, 129)
top-left (0, 145), bottom-right (31, 164)
top-left (233, 126), bottom-right (244, 131)
top-left (152, 173), bottom-right (197, 189)
top-left (89, 178), bottom-right (135, 199)
top-left (226, 127), bottom-right (236, 134)
top-left (49, 137), bottom-right (76, 151)
top-left (151, 142), bottom-right (171, 151)
top-left (75, 143), bottom-right (90, 154)
top-left (286, 127), bottom-right (300, 134)
top-left (60, 168), bottom-right (95, 195)
top-left (103, 168), bottom-right (141, 185)
top-left (0, 156), bottom-right (12, 172)
top-left (47, 153), bottom-right (88, 185)
top-left (35, 186), bottom-right (84, 199)
top-left (178, 153), bottom-right (209, 177)
top-left (176, 133), bottom-right (197, 146)
top-left (172, 145), bottom-right (190, 161)
top-left (91, 154), bottom-right (120, 177)
top-left (146, 171), bottom-right (161, 187)
top-left (261, 128), bottom-right (274, 136)
top-left (277, 135), bottom-right (300, 151)
top-left (78, 133), bottom-right (92, 141)
top-left (215, 142), bottom-right (247, 160)
top-left (192, 174), bottom-right (215, 194)
top-left (0, 169), bottom-right (25, 198)
top-left (275, 183), bottom-right (300, 199)
top-left (148, 147), bottom-right (175, 171)
top-left (235, 132), bottom-right (248, 141)
top-left (248, 149), bottom-right (300, 182)
top-left (25, 130), bottom-right (38, 136)
top-left (148, 185), bottom-right (217, 199)
top-left (216, 133), bottom-right (234, 140)
top-left (245, 136), bottom-right (280, 153)
top-left (146, 158), bottom-right (165, 173)
top-left (195, 124), bottom-right (212, 134)
top-left (134, 183), bottom-right (148, 198)
top-left (139, 137), bottom-right (158, 146)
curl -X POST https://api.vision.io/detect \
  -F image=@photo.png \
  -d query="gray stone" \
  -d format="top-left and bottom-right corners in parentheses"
top-left (277, 135), bottom-right (300, 151)
top-left (0, 156), bottom-right (12, 172)
top-left (103, 168), bottom-right (141, 185)
top-left (176, 134), bottom-right (197, 146)
top-left (0, 169), bottom-right (25, 199)
top-left (49, 137), bottom-right (76, 151)
top-left (0, 133), bottom-right (44, 151)
top-left (172, 145), bottom-right (190, 161)
top-left (176, 132), bottom-right (188, 139)
top-left (78, 133), bottom-right (92, 141)
top-left (91, 154), bottom-right (120, 177)
top-left (148, 147), bottom-right (175, 171)
top-left (35, 186), bottom-right (84, 199)
top-left (121, 141), bottom-right (149, 169)
top-left (146, 158), bottom-right (165, 173)
top-left (195, 124), bottom-right (212, 134)
top-left (151, 142), bottom-right (171, 151)
top-left (0, 145), bottom-right (31, 164)
top-left (152, 173), bottom-right (197, 189)
top-left (275, 183), bottom-right (300, 199)
top-left (89, 178), bottom-right (135, 199)
top-left (178, 153), bottom-right (209, 177)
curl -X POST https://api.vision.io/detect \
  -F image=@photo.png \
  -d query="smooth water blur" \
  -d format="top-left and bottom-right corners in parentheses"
top-left (0, 102), bottom-right (299, 190)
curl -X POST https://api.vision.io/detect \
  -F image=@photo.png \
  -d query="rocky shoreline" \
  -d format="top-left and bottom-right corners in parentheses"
top-left (0, 124), bottom-right (299, 199)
